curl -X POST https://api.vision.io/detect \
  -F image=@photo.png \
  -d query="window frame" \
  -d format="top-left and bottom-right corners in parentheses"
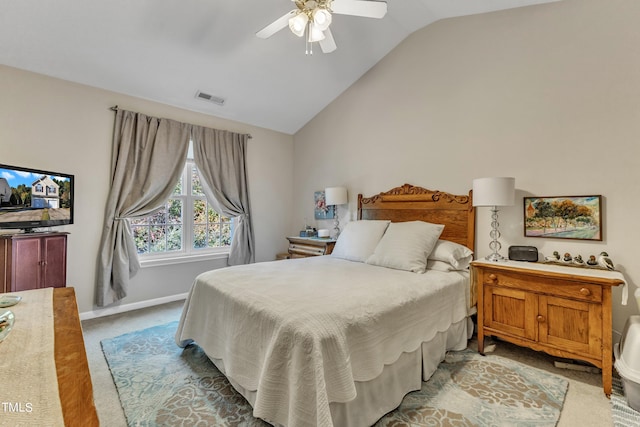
top-left (134, 159), bottom-right (232, 268)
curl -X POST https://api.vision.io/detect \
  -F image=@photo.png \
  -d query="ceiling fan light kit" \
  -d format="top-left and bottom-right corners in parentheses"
top-left (312, 8), bottom-right (332, 31)
top-left (257, 0), bottom-right (387, 54)
top-left (308, 23), bottom-right (326, 42)
top-left (289, 12), bottom-right (308, 37)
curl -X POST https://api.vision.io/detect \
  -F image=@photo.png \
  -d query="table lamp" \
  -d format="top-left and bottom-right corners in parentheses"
top-left (472, 177), bottom-right (515, 262)
top-left (325, 186), bottom-right (348, 239)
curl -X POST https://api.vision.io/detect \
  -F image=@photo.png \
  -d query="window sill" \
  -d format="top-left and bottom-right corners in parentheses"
top-left (140, 251), bottom-right (229, 268)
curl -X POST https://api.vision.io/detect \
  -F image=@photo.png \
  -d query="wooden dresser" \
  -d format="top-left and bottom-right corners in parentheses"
top-left (0, 232), bottom-right (68, 293)
top-left (472, 260), bottom-right (624, 396)
top-left (286, 236), bottom-right (336, 258)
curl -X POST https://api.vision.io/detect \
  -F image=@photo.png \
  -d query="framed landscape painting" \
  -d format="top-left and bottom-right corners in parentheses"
top-left (524, 195), bottom-right (602, 241)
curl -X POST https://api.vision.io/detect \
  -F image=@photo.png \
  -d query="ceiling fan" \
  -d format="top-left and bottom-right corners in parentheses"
top-left (257, 0), bottom-right (387, 54)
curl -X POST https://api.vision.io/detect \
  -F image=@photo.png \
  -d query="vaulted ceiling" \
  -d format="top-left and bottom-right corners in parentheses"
top-left (0, 0), bottom-right (558, 134)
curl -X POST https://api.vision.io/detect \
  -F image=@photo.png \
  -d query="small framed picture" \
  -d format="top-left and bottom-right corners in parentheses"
top-left (314, 190), bottom-right (335, 220)
top-left (524, 195), bottom-right (602, 241)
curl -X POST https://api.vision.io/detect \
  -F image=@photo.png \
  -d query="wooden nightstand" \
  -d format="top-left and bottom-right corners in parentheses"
top-left (286, 236), bottom-right (336, 258)
top-left (471, 260), bottom-right (624, 397)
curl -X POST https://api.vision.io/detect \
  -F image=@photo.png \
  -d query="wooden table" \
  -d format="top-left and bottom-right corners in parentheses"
top-left (54, 287), bottom-right (99, 426)
top-left (472, 260), bottom-right (624, 397)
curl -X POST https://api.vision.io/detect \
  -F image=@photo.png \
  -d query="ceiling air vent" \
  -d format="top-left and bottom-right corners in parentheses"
top-left (195, 91), bottom-right (225, 106)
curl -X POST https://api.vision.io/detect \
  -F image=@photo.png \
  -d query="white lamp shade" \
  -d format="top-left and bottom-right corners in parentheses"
top-left (289, 12), bottom-right (308, 37)
top-left (325, 187), bottom-right (348, 206)
top-left (307, 22), bottom-right (325, 42)
top-left (312, 9), bottom-right (332, 31)
top-left (472, 177), bottom-right (515, 207)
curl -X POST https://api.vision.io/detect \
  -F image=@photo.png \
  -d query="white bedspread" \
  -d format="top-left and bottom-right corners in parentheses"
top-left (176, 256), bottom-right (469, 427)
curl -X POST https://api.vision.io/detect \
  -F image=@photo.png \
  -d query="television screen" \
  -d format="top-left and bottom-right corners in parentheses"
top-left (0, 163), bottom-right (74, 231)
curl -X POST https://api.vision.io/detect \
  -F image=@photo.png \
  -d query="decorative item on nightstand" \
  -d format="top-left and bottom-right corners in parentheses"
top-left (472, 177), bottom-right (515, 262)
top-left (325, 186), bottom-right (348, 239)
top-left (299, 226), bottom-right (317, 237)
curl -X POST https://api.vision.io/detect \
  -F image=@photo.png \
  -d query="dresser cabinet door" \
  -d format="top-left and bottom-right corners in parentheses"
top-left (538, 295), bottom-right (602, 358)
top-left (13, 238), bottom-right (42, 292)
top-left (483, 285), bottom-right (537, 341)
top-left (42, 235), bottom-right (67, 288)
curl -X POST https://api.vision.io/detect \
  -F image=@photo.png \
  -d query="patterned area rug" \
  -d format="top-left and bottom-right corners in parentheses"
top-left (102, 322), bottom-right (568, 427)
top-left (611, 377), bottom-right (640, 426)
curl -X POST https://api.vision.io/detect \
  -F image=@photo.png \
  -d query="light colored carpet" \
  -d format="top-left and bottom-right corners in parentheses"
top-left (101, 322), bottom-right (568, 426)
top-left (82, 301), bottom-right (615, 427)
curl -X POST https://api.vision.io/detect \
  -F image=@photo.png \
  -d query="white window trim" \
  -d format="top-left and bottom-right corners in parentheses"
top-left (140, 249), bottom-right (229, 268)
top-left (135, 149), bottom-right (233, 265)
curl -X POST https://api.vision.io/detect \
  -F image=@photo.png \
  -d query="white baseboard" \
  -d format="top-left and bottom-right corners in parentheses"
top-left (79, 293), bottom-right (188, 321)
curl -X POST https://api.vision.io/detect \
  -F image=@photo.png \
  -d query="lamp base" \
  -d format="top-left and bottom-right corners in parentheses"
top-left (484, 206), bottom-right (507, 262)
top-left (332, 206), bottom-right (341, 239)
top-left (484, 253), bottom-right (508, 262)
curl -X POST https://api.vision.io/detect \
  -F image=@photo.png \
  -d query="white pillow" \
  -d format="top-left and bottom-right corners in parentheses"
top-left (366, 221), bottom-right (444, 273)
top-left (331, 220), bottom-right (391, 262)
top-left (427, 259), bottom-right (459, 272)
top-left (429, 239), bottom-right (474, 270)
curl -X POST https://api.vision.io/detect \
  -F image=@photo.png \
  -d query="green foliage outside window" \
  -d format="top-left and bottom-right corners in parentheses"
top-left (131, 162), bottom-right (232, 256)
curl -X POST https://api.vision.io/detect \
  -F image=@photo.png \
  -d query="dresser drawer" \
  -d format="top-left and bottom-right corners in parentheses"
top-left (480, 269), bottom-right (602, 303)
top-left (286, 237), bottom-right (336, 258)
top-left (289, 244), bottom-right (326, 257)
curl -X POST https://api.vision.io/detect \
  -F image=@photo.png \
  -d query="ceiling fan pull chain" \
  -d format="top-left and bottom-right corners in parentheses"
top-left (305, 21), bottom-right (313, 55)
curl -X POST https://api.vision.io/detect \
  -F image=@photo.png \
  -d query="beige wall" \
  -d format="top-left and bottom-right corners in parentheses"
top-left (0, 65), bottom-right (294, 313)
top-left (293, 0), bottom-right (640, 339)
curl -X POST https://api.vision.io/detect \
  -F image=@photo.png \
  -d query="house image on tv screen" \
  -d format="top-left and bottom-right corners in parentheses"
top-left (31, 176), bottom-right (60, 208)
top-left (0, 178), bottom-right (10, 205)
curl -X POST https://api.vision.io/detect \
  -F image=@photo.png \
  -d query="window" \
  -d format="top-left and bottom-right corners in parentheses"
top-left (130, 160), bottom-right (232, 262)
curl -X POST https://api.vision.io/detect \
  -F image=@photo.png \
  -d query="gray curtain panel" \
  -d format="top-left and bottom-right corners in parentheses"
top-left (191, 126), bottom-right (255, 265)
top-left (96, 109), bottom-right (190, 306)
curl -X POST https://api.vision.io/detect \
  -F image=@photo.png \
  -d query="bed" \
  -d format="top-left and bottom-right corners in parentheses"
top-left (176, 184), bottom-right (476, 427)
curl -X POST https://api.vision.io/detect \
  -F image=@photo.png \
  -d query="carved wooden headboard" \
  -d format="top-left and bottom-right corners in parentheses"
top-left (357, 183), bottom-right (476, 252)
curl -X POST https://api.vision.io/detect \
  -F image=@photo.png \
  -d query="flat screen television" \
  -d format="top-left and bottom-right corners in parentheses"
top-left (0, 163), bottom-right (74, 232)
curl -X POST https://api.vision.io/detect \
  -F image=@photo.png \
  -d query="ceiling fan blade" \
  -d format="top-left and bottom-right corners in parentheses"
top-left (319, 28), bottom-right (337, 53)
top-left (330, 0), bottom-right (387, 19)
top-left (256, 10), bottom-right (297, 39)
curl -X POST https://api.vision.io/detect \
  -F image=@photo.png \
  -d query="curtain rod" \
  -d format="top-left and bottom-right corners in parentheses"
top-left (109, 105), bottom-right (252, 139)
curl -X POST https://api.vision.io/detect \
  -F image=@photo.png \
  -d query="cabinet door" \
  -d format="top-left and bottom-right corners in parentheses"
top-left (12, 238), bottom-right (41, 292)
top-left (538, 295), bottom-right (602, 358)
top-left (0, 238), bottom-right (10, 293)
top-left (42, 235), bottom-right (67, 288)
top-left (483, 285), bottom-right (537, 341)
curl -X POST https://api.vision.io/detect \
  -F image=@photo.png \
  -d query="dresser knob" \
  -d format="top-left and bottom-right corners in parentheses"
top-left (537, 315), bottom-right (545, 323)
top-left (488, 274), bottom-right (497, 281)
top-left (580, 288), bottom-right (591, 296)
